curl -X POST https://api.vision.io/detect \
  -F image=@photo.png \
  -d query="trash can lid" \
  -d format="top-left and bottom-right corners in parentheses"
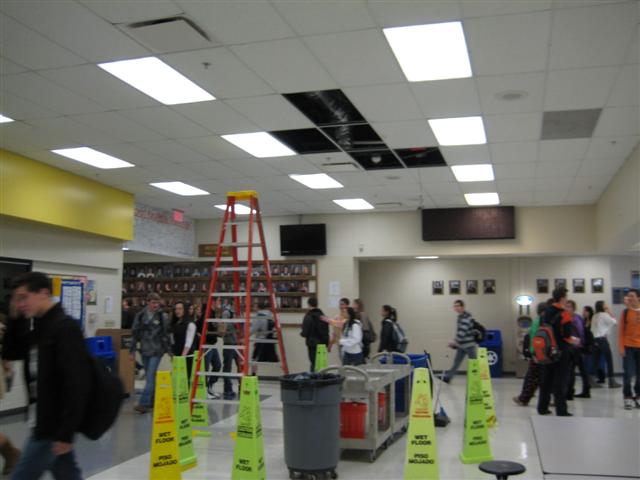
top-left (279, 372), bottom-right (344, 389)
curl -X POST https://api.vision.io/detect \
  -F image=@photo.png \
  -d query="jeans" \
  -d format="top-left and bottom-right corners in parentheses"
top-left (342, 352), bottom-right (364, 366)
top-left (11, 436), bottom-right (82, 480)
top-left (204, 348), bottom-right (221, 389)
top-left (622, 346), bottom-right (640, 398)
top-left (209, 348), bottom-right (237, 394)
top-left (538, 349), bottom-right (572, 416)
top-left (140, 355), bottom-right (162, 407)
top-left (444, 345), bottom-right (477, 380)
top-left (593, 337), bottom-right (615, 380)
top-left (568, 350), bottom-right (590, 396)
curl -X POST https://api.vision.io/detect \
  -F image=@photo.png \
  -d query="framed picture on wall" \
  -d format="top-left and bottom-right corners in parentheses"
top-left (612, 287), bottom-right (630, 304)
top-left (432, 280), bottom-right (444, 295)
top-left (483, 279), bottom-right (496, 294)
top-left (537, 279), bottom-right (549, 294)
top-left (591, 277), bottom-right (604, 293)
top-left (554, 278), bottom-right (567, 290)
top-left (449, 280), bottom-right (461, 295)
top-left (466, 280), bottom-right (478, 294)
top-left (573, 278), bottom-right (585, 293)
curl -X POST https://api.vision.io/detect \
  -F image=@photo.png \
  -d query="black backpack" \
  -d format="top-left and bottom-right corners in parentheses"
top-left (471, 319), bottom-right (486, 342)
top-left (79, 356), bottom-right (124, 440)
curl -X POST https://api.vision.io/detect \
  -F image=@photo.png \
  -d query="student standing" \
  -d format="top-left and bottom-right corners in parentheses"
top-left (592, 301), bottom-right (621, 388)
top-left (250, 301), bottom-right (278, 375)
top-left (339, 307), bottom-right (363, 366)
top-left (353, 299), bottom-right (376, 360)
top-left (170, 301), bottom-right (197, 379)
top-left (565, 300), bottom-right (590, 399)
top-left (619, 289), bottom-right (640, 409)
top-left (300, 297), bottom-right (329, 371)
top-left (378, 305), bottom-right (398, 353)
top-left (513, 302), bottom-right (548, 406)
top-left (442, 300), bottom-right (478, 383)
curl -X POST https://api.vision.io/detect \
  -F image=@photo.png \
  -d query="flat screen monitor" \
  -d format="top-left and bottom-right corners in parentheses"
top-left (280, 224), bottom-right (327, 256)
top-left (422, 207), bottom-right (515, 241)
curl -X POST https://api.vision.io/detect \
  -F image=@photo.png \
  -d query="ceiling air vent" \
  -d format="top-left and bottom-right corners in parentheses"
top-left (321, 162), bottom-right (359, 172)
top-left (121, 16), bottom-right (214, 53)
top-left (374, 202), bottom-right (403, 209)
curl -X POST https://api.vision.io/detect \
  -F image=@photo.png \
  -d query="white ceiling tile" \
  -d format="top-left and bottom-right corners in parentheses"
top-left (624, 30), bottom-right (638, 65)
top-left (368, 169), bottom-right (420, 184)
top-left (95, 143), bottom-right (175, 167)
top-left (178, 136), bottom-right (249, 160)
top-left (161, 48), bottom-right (273, 100)
top-left (273, 1), bottom-right (376, 35)
top-left (538, 139), bottom-right (590, 161)
top-left (544, 67), bottom-right (619, 110)
top-left (39, 64), bottom-right (158, 110)
top-left (484, 113), bottom-right (542, 142)
top-left (71, 111), bottom-right (164, 142)
top-left (27, 116), bottom-right (120, 147)
top-left (593, 107), bottom-right (640, 137)
top-left (3, 72), bottom-right (106, 115)
top-left (224, 95), bottom-right (314, 131)
top-left (549, 2), bottom-right (637, 69)
top-left (494, 162), bottom-right (537, 179)
top-left (571, 175), bottom-right (612, 192)
top-left (411, 79), bottom-right (481, 118)
top-left (0, 122), bottom-right (75, 151)
top-left (302, 200), bottom-right (346, 214)
top-left (118, 106), bottom-right (211, 139)
top-left (535, 177), bottom-right (570, 190)
top-left (134, 140), bottom-right (211, 164)
top-left (0, 13), bottom-right (85, 70)
top-left (490, 141), bottom-right (539, 164)
top-left (2, 2), bottom-right (150, 62)
top-left (94, 166), bottom-right (166, 185)
top-left (231, 38), bottom-right (336, 93)
top-left (280, 189), bottom-right (328, 203)
top-left (219, 158), bottom-right (282, 177)
top-left (440, 145), bottom-right (492, 165)
top-left (368, 1), bottom-right (461, 27)
top-left (459, 181), bottom-right (498, 194)
top-left (344, 84), bottom-right (423, 122)
top-left (498, 191), bottom-right (535, 205)
top-left (172, 102), bottom-right (259, 135)
top-left (186, 179), bottom-right (230, 195)
top-left (264, 156), bottom-right (321, 175)
top-left (423, 182), bottom-right (462, 196)
top-left (607, 65), bottom-right (639, 107)
top-left (0, 91), bottom-right (57, 120)
top-left (461, 1), bottom-right (552, 17)
top-left (184, 160), bottom-right (245, 179)
top-left (149, 163), bottom-right (204, 181)
top-left (585, 135), bottom-right (639, 160)
top-left (304, 151), bottom-right (354, 166)
top-left (579, 157), bottom-right (626, 177)
top-left (429, 193), bottom-right (466, 207)
top-left (176, 1), bottom-right (294, 44)
top-left (330, 171), bottom-right (379, 187)
top-left (418, 167), bottom-right (456, 184)
top-left (371, 120), bottom-right (436, 148)
top-left (304, 29), bottom-right (404, 86)
top-left (477, 73), bottom-right (545, 114)
top-left (465, 11), bottom-right (551, 75)
top-left (535, 161), bottom-right (582, 177)
top-left (564, 189), bottom-right (601, 205)
top-left (0, 56), bottom-right (26, 74)
top-left (533, 190), bottom-right (568, 204)
top-left (79, 0), bottom-right (182, 23)
top-left (254, 175), bottom-right (303, 191)
top-left (497, 179), bottom-right (535, 193)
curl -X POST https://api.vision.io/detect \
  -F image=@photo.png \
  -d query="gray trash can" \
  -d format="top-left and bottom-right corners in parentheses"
top-left (280, 372), bottom-right (344, 479)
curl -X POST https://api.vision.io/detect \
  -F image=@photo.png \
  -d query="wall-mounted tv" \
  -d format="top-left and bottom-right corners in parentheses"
top-left (422, 207), bottom-right (515, 241)
top-left (280, 224), bottom-right (327, 256)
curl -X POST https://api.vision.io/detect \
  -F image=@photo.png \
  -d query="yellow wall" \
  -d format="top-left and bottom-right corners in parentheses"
top-left (0, 150), bottom-right (134, 240)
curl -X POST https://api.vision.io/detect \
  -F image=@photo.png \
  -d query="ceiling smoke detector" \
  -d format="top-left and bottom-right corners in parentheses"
top-left (495, 90), bottom-right (528, 101)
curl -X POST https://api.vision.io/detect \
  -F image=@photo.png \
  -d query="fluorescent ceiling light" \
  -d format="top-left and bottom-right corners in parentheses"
top-left (451, 164), bottom-right (495, 182)
top-left (150, 182), bottom-right (209, 196)
top-left (0, 114), bottom-right (15, 123)
top-left (416, 256), bottom-right (439, 259)
top-left (98, 57), bottom-right (215, 105)
top-left (384, 21), bottom-right (472, 82)
top-left (428, 116), bottom-right (487, 146)
top-left (333, 198), bottom-right (374, 211)
top-left (289, 173), bottom-right (343, 189)
top-left (52, 147), bottom-right (134, 169)
top-left (215, 204), bottom-right (253, 215)
top-left (464, 192), bottom-right (500, 206)
top-left (222, 132), bottom-right (295, 158)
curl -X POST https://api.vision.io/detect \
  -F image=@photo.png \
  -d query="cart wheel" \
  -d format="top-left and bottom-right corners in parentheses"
top-left (289, 470), bottom-right (301, 479)
top-left (305, 474), bottom-right (317, 480)
top-left (330, 470), bottom-right (338, 479)
top-left (368, 451), bottom-right (377, 463)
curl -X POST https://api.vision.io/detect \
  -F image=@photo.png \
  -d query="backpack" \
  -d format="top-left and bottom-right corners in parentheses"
top-left (79, 356), bottom-right (124, 440)
top-left (471, 319), bottom-right (486, 342)
top-left (531, 325), bottom-right (560, 364)
top-left (386, 319), bottom-right (408, 353)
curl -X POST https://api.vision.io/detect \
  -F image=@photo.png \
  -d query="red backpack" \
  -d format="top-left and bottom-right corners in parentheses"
top-left (531, 325), bottom-right (560, 364)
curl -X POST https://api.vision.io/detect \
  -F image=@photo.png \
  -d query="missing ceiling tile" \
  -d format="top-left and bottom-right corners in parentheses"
top-left (541, 109), bottom-right (602, 140)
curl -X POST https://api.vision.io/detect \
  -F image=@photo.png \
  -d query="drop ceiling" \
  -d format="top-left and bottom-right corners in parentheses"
top-left (0, 0), bottom-right (638, 218)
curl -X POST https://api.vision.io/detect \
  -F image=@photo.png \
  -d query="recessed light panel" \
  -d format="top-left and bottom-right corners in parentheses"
top-left (215, 203), bottom-right (252, 214)
top-left (384, 22), bottom-right (472, 82)
top-left (150, 181), bottom-right (209, 196)
top-left (416, 256), bottom-right (439, 259)
top-left (290, 173), bottom-right (343, 189)
top-left (221, 132), bottom-right (296, 158)
top-left (428, 116), bottom-right (487, 146)
top-left (0, 114), bottom-right (15, 123)
top-left (464, 192), bottom-right (500, 206)
top-left (98, 56), bottom-right (215, 105)
top-left (52, 147), bottom-right (134, 169)
top-left (451, 164), bottom-right (495, 182)
top-left (333, 198), bottom-right (374, 210)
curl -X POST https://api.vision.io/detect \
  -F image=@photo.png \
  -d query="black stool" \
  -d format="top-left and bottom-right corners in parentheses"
top-left (479, 461), bottom-right (526, 480)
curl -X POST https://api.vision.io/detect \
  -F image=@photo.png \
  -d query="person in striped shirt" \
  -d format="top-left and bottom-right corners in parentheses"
top-left (443, 299), bottom-right (478, 384)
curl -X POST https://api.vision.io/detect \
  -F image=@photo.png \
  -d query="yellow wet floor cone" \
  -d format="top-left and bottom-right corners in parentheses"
top-left (231, 376), bottom-right (266, 480)
top-left (477, 348), bottom-right (498, 428)
top-left (404, 368), bottom-right (439, 480)
top-left (149, 371), bottom-right (182, 480)
top-left (459, 359), bottom-right (493, 464)
top-left (314, 344), bottom-right (328, 372)
top-left (172, 356), bottom-right (197, 471)
top-left (190, 352), bottom-right (212, 437)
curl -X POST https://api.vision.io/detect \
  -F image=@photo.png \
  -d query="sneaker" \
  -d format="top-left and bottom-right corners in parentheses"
top-left (608, 379), bottom-right (622, 388)
top-left (207, 386), bottom-right (220, 399)
top-left (134, 405), bottom-right (151, 414)
top-left (624, 398), bottom-right (634, 410)
top-left (557, 412), bottom-right (573, 417)
top-left (442, 377), bottom-right (451, 384)
top-left (223, 392), bottom-right (236, 400)
top-left (512, 396), bottom-right (528, 407)
top-left (575, 392), bottom-right (591, 399)
top-left (634, 398), bottom-right (640, 409)
top-left (538, 410), bottom-right (552, 415)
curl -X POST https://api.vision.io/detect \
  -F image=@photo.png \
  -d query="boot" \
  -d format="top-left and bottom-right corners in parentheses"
top-left (0, 439), bottom-right (21, 475)
top-left (608, 378), bottom-right (621, 388)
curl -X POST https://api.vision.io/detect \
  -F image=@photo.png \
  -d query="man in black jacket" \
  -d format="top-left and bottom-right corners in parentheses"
top-left (301, 297), bottom-right (329, 371)
top-left (4, 272), bottom-right (91, 479)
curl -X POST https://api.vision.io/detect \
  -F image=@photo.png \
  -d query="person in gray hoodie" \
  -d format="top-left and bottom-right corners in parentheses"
top-left (443, 299), bottom-right (478, 383)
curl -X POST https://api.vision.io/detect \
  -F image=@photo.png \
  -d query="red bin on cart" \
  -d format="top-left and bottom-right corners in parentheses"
top-left (340, 402), bottom-right (367, 439)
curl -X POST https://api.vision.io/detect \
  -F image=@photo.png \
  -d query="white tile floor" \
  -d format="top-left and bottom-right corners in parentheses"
top-left (84, 377), bottom-right (639, 480)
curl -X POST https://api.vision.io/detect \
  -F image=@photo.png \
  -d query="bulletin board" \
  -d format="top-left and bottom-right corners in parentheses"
top-left (50, 274), bottom-right (88, 330)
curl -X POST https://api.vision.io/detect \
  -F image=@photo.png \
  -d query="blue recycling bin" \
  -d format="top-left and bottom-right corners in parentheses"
top-left (86, 336), bottom-right (116, 371)
top-left (480, 330), bottom-right (503, 378)
top-left (380, 353), bottom-right (429, 414)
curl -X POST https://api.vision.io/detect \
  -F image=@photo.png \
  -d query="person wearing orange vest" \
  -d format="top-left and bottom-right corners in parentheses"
top-left (619, 288), bottom-right (640, 410)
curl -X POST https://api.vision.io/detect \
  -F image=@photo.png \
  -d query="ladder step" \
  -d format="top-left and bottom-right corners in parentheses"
top-left (197, 371), bottom-right (243, 378)
top-left (215, 266), bottom-right (248, 272)
top-left (206, 318), bottom-right (248, 323)
top-left (212, 292), bottom-right (270, 297)
top-left (251, 338), bottom-right (279, 344)
top-left (220, 242), bottom-right (258, 248)
top-left (193, 398), bottom-right (241, 405)
top-left (221, 345), bottom-right (246, 350)
top-left (251, 361), bottom-right (284, 367)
